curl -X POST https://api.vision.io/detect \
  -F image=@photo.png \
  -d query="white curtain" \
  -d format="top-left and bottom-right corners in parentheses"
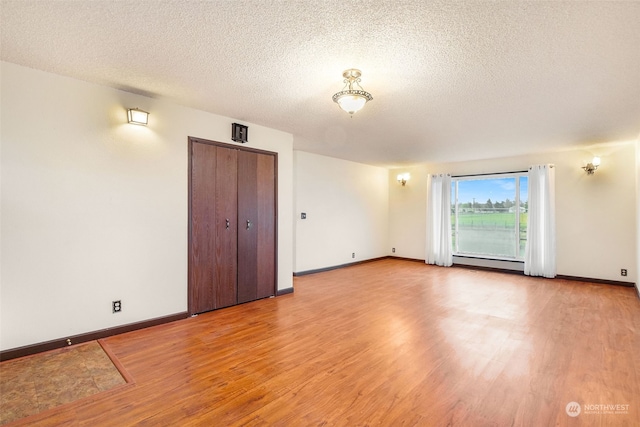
top-left (524, 164), bottom-right (556, 278)
top-left (426, 174), bottom-right (452, 267)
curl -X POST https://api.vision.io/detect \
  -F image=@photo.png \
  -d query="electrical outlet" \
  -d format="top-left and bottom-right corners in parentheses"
top-left (621, 269), bottom-right (628, 277)
top-left (392, 248), bottom-right (396, 253)
top-left (352, 253), bottom-right (355, 258)
top-left (112, 300), bottom-right (122, 313)
top-left (301, 212), bottom-right (306, 219)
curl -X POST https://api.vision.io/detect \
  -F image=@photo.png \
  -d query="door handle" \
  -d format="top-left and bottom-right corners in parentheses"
top-left (225, 219), bottom-right (230, 229)
top-left (246, 219), bottom-right (252, 230)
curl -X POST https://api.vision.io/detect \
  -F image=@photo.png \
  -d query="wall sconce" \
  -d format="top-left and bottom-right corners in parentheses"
top-left (127, 108), bottom-right (149, 126)
top-left (397, 173), bottom-right (410, 186)
top-left (582, 156), bottom-right (601, 175)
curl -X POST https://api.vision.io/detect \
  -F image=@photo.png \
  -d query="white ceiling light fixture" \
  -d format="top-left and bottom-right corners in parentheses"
top-left (332, 69), bottom-right (373, 116)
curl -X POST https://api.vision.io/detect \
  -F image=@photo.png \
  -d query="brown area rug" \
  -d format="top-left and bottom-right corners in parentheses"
top-left (0, 340), bottom-right (126, 425)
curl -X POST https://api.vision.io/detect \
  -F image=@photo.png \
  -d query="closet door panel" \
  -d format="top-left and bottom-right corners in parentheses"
top-left (256, 153), bottom-right (276, 299)
top-left (189, 142), bottom-right (217, 313)
top-left (237, 150), bottom-right (258, 304)
top-left (214, 146), bottom-right (238, 308)
top-left (190, 137), bottom-right (277, 314)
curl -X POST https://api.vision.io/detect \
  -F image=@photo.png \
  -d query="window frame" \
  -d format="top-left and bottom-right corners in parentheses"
top-left (451, 171), bottom-right (528, 261)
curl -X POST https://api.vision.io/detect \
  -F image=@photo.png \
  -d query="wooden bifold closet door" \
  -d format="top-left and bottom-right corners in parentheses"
top-left (189, 138), bottom-right (276, 315)
top-left (237, 150), bottom-right (276, 304)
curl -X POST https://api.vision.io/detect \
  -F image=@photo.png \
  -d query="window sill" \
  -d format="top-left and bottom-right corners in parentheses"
top-left (453, 254), bottom-right (524, 263)
top-left (452, 255), bottom-right (524, 272)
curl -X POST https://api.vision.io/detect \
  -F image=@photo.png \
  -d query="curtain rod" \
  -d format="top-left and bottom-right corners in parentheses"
top-left (451, 170), bottom-right (528, 178)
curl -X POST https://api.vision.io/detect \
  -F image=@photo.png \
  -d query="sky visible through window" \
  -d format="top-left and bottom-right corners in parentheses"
top-left (456, 177), bottom-right (528, 204)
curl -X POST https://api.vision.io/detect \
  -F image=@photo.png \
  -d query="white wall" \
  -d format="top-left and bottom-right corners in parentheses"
top-left (390, 142), bottom-right (637, 283)
top-left (388, 165), bottom-right (429, 259)
top-left (0, 62), bottom-right (293, 351)
top-left (293, 151), bottom-right (388, 273)
top-left (636, 138), bottom-right (640, 296)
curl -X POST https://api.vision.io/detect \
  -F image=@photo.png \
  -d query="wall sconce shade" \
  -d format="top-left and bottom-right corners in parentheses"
top-left (397, 173), bottom-right (410, 186)
top-left (582, 156), bottom-right (601, 175)
top-left (127, 108), bottom-right (149, 125)
top-left (332, 69), bottom-right (373, 116)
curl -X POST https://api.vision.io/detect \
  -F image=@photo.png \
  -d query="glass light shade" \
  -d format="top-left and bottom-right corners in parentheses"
top-left (127, 108), bottom-right (149, 125)
top-left (336, 94), bottom-right (368, 115)
top-left (592, 156), bottom-right (601, 166)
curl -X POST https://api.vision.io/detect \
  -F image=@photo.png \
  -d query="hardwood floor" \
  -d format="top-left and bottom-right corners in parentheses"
top-left (5, 259), bottom-right (639, 426)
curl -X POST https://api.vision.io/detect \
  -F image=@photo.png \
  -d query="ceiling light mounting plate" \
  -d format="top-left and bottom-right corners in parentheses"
top-left (342, 68), bottom-right (362, 81)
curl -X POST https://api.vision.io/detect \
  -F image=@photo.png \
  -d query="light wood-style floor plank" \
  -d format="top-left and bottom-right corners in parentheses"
top-left (5, 259), bottom-right (639, 426)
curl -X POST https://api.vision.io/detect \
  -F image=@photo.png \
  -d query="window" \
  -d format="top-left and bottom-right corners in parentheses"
top-left (451, 173), bottom-right (528, 260)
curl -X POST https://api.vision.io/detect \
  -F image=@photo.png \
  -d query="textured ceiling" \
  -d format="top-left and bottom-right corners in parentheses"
top-left (2, 1), bottom-right (639, 167)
